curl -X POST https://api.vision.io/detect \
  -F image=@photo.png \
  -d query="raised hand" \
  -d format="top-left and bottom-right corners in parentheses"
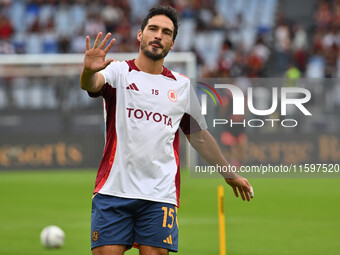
top-left (84, 32), bottom-right (116, 73)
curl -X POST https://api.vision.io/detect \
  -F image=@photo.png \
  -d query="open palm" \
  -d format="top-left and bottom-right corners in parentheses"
top-left (84, 32), bottom-right (116, 73)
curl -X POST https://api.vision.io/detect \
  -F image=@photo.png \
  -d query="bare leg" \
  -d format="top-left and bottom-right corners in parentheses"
top-left (139, 245), bottom-right (168, 255)
top-left (92, 245), bottom-right (126, 255)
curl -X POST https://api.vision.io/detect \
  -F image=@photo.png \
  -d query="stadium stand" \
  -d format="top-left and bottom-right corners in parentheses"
top-left (1, 0), bottom-right (277, 76)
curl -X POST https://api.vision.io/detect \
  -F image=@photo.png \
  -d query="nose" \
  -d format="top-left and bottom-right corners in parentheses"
top-left (154, 30), bottom-right (162, 41)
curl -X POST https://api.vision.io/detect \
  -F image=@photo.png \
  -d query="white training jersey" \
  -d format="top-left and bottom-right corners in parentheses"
top-left (88, 59), bottom-right (207, 206)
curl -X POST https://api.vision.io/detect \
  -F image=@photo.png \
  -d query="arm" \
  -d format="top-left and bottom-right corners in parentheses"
top-left (186, 129), bottom-right (253, 201)
top-left (80, 32), bottom-right (116, 93)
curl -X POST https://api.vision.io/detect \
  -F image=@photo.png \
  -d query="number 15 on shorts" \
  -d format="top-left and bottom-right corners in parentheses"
top-left (162, 206), bottom-right (178, 229)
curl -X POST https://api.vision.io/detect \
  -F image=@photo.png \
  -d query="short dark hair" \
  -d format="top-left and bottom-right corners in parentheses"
top-left (141, 5), bottom-right (179, 41)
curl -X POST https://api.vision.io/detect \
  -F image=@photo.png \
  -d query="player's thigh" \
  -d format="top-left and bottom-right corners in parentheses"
top-left (134, 201), bottom-right (178, 252)
top-left (91, 194), bottom-right (135, 250)
top-left (92, 244), bottom-right (126, 255)
top-left (139, 244), bottom-right (168, 255)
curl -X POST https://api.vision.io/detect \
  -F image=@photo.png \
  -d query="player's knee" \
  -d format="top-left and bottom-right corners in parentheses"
top-left (139, 245), bottom-right (169, 255)
top-left (92, 245), bottom-right (126, 255)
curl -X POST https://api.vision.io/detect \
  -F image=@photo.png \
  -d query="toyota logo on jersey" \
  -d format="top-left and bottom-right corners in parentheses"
top-left (126, 108), bottom-right (173, 128)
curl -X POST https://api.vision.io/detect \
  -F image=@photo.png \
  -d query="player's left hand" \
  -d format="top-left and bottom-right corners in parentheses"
top-left (224, 176), bottom-right (254, 201)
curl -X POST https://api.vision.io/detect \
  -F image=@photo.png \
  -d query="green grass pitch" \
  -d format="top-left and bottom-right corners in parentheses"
top-left (0, 169), bottom-right (339, 255)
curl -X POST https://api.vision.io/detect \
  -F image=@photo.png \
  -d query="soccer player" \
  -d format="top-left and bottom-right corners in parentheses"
top-left (80, 5), bottom-right (253, 255)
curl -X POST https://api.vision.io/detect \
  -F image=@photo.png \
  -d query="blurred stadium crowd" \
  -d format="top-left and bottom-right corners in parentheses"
top-left (2, 0), bottom-right (340, 78)
top-left (0, 0), bottom-right (276, 78)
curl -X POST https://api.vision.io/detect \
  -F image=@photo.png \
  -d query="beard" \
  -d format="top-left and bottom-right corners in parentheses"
top-left (140, 38), bottom-right (170, 61)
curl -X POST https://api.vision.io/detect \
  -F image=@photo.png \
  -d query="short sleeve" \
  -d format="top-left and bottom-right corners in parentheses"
top-left (99, 61), bottom-right (121, 88)
top-left (180, 82), bottom-right (207, 134)
top-left (87, 83), bottom-right (110, 98)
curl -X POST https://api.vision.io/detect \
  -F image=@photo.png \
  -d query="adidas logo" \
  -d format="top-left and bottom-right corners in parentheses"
top-left (126, 83), bottom-right (139, 91)
top-left (163, 234), bottom-right (173, 244)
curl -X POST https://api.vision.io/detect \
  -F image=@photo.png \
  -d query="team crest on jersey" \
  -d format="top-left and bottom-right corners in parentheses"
top-left (168, 90), bottom-right (177, 102)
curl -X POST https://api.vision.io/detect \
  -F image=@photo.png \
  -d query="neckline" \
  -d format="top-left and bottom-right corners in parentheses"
top-left (126, 59), bottom-right (177, 81)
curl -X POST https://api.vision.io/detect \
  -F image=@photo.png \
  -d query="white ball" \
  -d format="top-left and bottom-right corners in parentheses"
top-left (40, 225), bottom-right (65, 249)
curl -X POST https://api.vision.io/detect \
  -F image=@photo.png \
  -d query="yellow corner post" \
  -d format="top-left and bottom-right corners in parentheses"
top-left (218, 185), bottom-right (226, 255)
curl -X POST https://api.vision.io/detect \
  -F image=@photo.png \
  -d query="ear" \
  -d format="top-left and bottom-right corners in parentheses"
top-left (137, 29), bottom-right (142, 42)
top-left (169, 40), bottom-right (175, 50)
